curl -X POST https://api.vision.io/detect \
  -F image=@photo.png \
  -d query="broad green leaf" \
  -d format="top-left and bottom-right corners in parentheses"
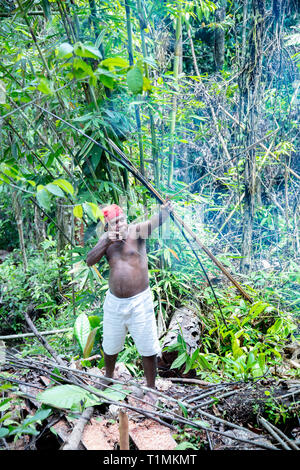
top-left (83, 327), bottom-right (99, 358)
top-left (88, 315), bottom-right (101, 329)
top-left (0, 428), bottom-right (9, 438)
top-left (84, 202), bottom-right (104, 223)
top-left (99, 74), bottom-right (114, 89)
top-left (53, 179), bottom-right (74, 196)
top-left (197, 354), bottom-right (212, 370)
top-left (37, 78), bottom-right (53, 95)
top-left (175, 442), bottom-right (198, 450)
top-left (38, 385), bottom-right (100, 409)
top-left (258, 353), bottom-right (265, 371)
top-left (183, 355), bottom-right (193, 374)
top-left (246, 351), bottom-right (256, 370)
top-left (231, 337), bottom-right (243, 359)
top-left (22, 408), bottom-right (52, 425)
top-left (170, 352), bottom-right (187, 369)
top-left (56, 42), bottom-right (73, 59)
top-left (143, 76), bottom-right (152, 92)
top-left (74, 313), bottom-right (91, 354)
top-left (178, 402), bottom-right (188, 418)
top-left (36, 187), bottom-right (51, 211)
top-left (46, 183), bottom-right (65, 197)
top-left (73, 204), bottom-right (83, 218)
top-left (74, 42), bottom-right (102, 59)
top-left (73, 57), bottom-right (95, 78)
top-left (101, 57), bottom-right (129, 70)
top-left (96, 384), bottom-right (129, 402)
top-left (127, 65), bottom-right (143, 94)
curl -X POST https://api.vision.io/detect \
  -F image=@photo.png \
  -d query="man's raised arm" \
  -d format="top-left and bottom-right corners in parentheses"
top-left (133, 200), bottom-right (173, 239)
top-left (86, 232), bottom-right (112, 266)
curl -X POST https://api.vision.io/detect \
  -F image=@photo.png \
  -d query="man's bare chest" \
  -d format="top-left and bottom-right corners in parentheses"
top-left (106, 237), bottom-right (145, 262)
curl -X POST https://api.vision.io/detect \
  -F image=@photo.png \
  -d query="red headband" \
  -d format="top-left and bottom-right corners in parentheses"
top-left (102, 204), bottom-right (124, 223)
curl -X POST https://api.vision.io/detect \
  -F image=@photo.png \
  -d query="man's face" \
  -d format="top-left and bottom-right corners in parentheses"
top-left (107, 214), bottom-right (128, 234)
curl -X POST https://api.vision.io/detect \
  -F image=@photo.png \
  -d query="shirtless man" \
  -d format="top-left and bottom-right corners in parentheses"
top-left (86, 201), bottom-right (172, 401)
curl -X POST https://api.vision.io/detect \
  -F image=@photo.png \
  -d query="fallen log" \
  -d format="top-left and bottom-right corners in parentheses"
top-left (158, 305), bottom-right (202, 377)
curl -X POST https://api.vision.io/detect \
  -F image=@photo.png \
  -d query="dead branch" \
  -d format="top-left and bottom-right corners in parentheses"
top-left (258, 416), bottom-right (291, 450)
top-left (24, 308), bottom-right (66, 366)
top-left (62, 407), bottom-right (94, 450)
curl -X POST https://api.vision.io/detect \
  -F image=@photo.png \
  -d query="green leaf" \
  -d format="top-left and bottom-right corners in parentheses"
top-left (178, 402), bottom-right (188, 418)
top-left (96, 384), bottom-right (129, 402)
top-left (22, 408), bottom-right (52, 425)
top-left (41, 0), bottom-right (52, 20)
top-left (101, 57), bottom-right (129, 70)
top-left (143, 76), bottom-right (152, 92)
top-left (246, 351), bottom-right (256, 370)
top-left (84, 202), bottom-right (104, 223)
top-left (56, 42), bottom-right (73, 59)
top-left (83, 327), bottom-right (99, 358)
top-left (0, 428), bottom-right (9, 438)
top-left (74, 313), bottom-right (91, 354)
top-left (127, 65), bottom-right (143, 94)
top-left (46, 183), bottom-right (65, 197)
top-left (74, 42), bottom-right (102, 59)
top-left (232, 337), bottom-right (244, 359)
top-left (170, 352), bottom-right (187, 369)
top-left (53, 179), bottom-right (74, 196)
top-left (37, 78), bottom-right (54, 95)
top-left (99, 74), bottom-right (114, 89)
top-left (197, 354), bottom-right (212, 370)
top-left (36, 187), bottom-right (51, 211)
top-left (37, 385), bottom-right (100, 409)
top-left (175, 441), bottom-right (198, 450)
top-left (73, 204), bottom-right (83, 218)
top-left (88, 315), bottom-right (101, 329)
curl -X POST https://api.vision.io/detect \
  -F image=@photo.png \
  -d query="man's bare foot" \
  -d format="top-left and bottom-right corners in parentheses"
top-left (143, 390), bottom-right (158, 407)
top-left (95, 376), bottom-right (113, 391)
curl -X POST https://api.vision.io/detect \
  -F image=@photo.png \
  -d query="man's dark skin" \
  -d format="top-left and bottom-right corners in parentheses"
top-left (86, 201), bottom-right (172, 402)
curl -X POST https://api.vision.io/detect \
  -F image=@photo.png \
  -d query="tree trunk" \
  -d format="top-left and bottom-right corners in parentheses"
top-left (56, 198), bottom-right (72, 256)
top-left (214, 2), bottom-right (226, 71)
top-left (239, 0), bottom-right (265, 273)
top-left (34, 204), bottom-right (46, 250)
top-left (12, 190), bottom-right (28, 272)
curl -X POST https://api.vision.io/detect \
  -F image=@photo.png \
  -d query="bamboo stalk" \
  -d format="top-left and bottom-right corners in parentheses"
top-left (136, 0), bottom-right (159, 185)
top-left (168, 14), bottom-right (182, 186)
top-left (125, 0), bottom-right (145, 177)
top-left (12, 190), bottom-right (28, 273)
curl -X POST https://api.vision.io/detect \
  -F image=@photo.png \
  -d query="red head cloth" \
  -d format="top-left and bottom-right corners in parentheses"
top-left (101, 204), bottom-right (124, 223)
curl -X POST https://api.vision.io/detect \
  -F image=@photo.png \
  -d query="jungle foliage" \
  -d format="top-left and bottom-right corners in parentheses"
top-left (0, 0), bottom-right (299, 389)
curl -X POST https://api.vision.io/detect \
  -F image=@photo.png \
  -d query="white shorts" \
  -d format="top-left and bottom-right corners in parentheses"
top-left (102, 287), bottom-right (161, 357)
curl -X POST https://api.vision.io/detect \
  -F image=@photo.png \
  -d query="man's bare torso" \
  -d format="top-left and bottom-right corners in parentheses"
top-left (105, 225), bottom-right (149, 298)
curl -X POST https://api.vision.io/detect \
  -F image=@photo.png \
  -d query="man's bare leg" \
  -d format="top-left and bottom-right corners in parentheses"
top-left (96, 352), bottom-right (118, 390)
top-left (142, 355), bottom-right (157, 405)
top-left (104, 352), bottom-right (118, 379)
